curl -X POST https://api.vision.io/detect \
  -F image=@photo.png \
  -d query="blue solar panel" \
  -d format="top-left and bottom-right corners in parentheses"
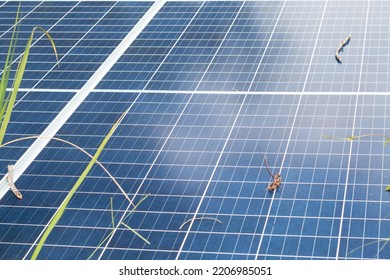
top-left (1, 0), bottom-right (390, 260)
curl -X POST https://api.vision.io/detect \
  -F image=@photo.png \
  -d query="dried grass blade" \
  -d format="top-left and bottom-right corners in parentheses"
top-left (179, 217), bottom-right (222, 230)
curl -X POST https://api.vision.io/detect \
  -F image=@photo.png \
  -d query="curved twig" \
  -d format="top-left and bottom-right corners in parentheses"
top-left (0, 135), bottom-right (135, 206)
top-left (335, 34), bottom-right (351, 63)
top-left (264, 156), bottom-right (274, 177)
top-left (179, 216), bottom-right (222, 230)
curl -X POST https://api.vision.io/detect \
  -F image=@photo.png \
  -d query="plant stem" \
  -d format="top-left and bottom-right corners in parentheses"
top-left (324, 134), bottom-right (390, 144)
top-left (87, 195), bottom-right (150, 260)
top-left (0, 26), bottom-right (58, 145)
top-left (31, 111), bottom-right (127, 260)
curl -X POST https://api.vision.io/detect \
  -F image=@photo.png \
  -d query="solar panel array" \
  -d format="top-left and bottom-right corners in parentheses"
top-left (0, 0), bottom-right (390, 260)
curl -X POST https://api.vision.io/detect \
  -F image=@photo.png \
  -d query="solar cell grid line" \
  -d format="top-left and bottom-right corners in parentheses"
top-left (357, 1), bottom-right (370, 93)
top-left (96, 1), bottom-right (206, 95)
top-left (149, 1), bottom-right (250, 260)
top-left (142, 1), bottom-right (244, 91)
top-left (177, 94), bottom-right (299, 259)
top-left (23, 2), bottom-right (119, 93)
top-left (248, 0), bottom-right (326, 92)
top-left (33, 1), bottom-right (154, 90)
top-left (265, 96), bottom-right (349, 258)
top-left (0, 1), bottom-right (43, 37)
top-left (0, 2), bottom-right (79, 67)
top-left (176, 1), bottom-right (287, 259)
top-left (304, 1), bottom-right (369, 92)
top-left (99, 95), bottom-right (247, 260)
top-left (342, 97), bottom-right (390, 261)
top-left (96, 1), bottom-right (243, 92)
top-left (0, 2), bottom-right (76, 80)
top-left (336, 0), bottom-right (371, 260)
top-left (0, 1), bottom-right (115, 188)
top-left (282, 4), bottom-right (336, 256)
top-left (96, 1), bottom-right (247, 260)
top-left (0, 90), bottom-right (77, 178)
top-left (96, 1), bottom-right (206, 91)
top-left (21, 1), bottom-right (126, 89)
top-left (251, 0), bottom-right (370, 260)
top-left (254, 1), bottom-right (332, 259)
top-left (175, 99), bottom-right (250, 258)
top-left (261, 93), bottom-right (354, 260)
top-left (338, 95), bottom-right (390, 259)
top-left (195, 1), bottom-right (284, 92)
top-left (246, 1), bottom-right (285, 94)
top-left (0, 2), bottom-right (86, 113)
top-left (360, 0), bottom-right (390, 91)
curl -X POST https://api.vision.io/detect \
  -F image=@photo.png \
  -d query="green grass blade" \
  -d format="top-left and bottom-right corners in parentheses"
top-left (32, 26), bottom-right (58, 62)
top-left (123, 194), bottom-right (150, 220)
top-left (87, 195), bottom-right (150, 260)
top-left (120, 194), bottom-right (151, 244)
top-left (0, 39), bottom-right (31, 145)
top-left (0, 26), bottom-right (58, 145)
top-left (0, 3), bottom-right (21, 117)
top-left (87, 198), bottom-right (116, 260)
top-left (322, 135), bottom-right (349, 141)
top-left (87, 231), bottom-right (114, 260)
top-left (31, 111), bottom-right (127, 260)
top-left (121, 222), bottom-right (150, 245)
